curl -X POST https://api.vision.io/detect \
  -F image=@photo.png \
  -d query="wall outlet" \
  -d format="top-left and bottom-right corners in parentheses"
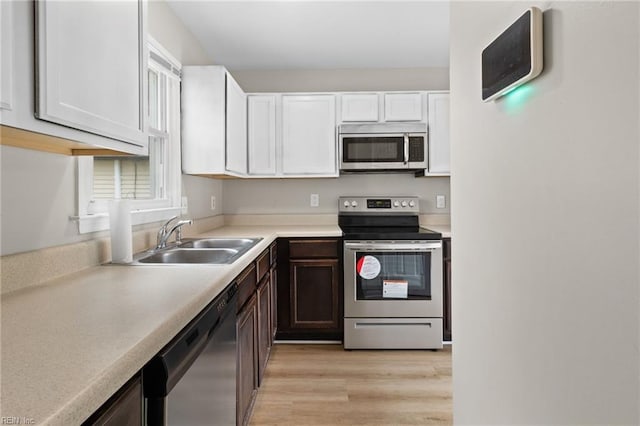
top-left (181, 196), bottom-right (189, 214)
top-left (436, 195), bottom-right (446, 209)
top-left (310, 193), bottom-right (320, 207)
top-left (210, 196), bottom-right (216, 211)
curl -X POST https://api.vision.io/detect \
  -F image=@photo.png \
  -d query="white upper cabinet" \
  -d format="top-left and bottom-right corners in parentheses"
top-left (340, 93), bottom-right (379, 122)
top-left (0, 0), bottom-right (147, 155)
top-left (427, 93), bottom-right (450, 175)
top-left (281, 95), bottom-right (337, 176)
top-left (181, 66), bottom-right (247, 176)
top-left (225, 73), bottom-right (248, 175)
top-left (384, 93), bottom-right (423, 121)
top-left (248, 95), bottom-right (277, 175)
top-left (35, 0), bottom-right (147, 149)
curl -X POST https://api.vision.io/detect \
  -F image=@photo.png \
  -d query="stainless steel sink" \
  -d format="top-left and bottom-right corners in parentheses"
top-left (136, 248), bottom-right (240, 264)
top-left (179, 238), bottom-right (262, 249)
top-left (132, 237), bottom-right (263, 265)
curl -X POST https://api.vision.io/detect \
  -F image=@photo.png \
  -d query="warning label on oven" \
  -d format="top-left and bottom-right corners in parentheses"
top-left (383, 280), bottom-right (409, 298)
top-left (356, 255), bottom-right (381, 280)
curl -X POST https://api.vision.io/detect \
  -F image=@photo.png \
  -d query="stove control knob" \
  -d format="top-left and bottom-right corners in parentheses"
top-left (351, 201), bottom-right (358, 207)
top-left (409, 200), bottom-right (416, 208)
top-left (393, 201), bottom-right (400, 207)
top-left (401, 201), bottom-right (408, 207)
top-left (343, 201), bottom-right (350, 208)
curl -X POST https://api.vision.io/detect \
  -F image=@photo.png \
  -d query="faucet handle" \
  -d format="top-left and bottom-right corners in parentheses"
top-left (156, 215), bottom-right (179, 249)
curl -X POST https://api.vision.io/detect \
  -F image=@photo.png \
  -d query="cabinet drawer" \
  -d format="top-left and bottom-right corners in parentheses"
top-left (289, 239), bottom-right (339, 259)
top-left (269, 242), bottom-right (277, 266)
top-left (256, 249), bottom-right (270, 282)
top-left (236, 263), bottom-right (257, 312)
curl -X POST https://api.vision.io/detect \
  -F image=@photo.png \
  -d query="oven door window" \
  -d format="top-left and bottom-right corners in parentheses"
top-left (342, 137), bottom-right (405, 163)
top-left (355, 251), bottom-right (431, 300)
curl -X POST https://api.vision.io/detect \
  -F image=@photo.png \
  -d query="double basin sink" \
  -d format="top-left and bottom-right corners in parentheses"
top-left (132, 237), bottom-right (263, 265)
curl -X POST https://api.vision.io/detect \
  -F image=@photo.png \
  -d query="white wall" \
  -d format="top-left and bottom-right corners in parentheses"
top-left (450, 2), bottom-right (639, 424)
top-left (224, 175), bottom-right (449, 215)
top-left (0, 0), bottom-right (218, 256)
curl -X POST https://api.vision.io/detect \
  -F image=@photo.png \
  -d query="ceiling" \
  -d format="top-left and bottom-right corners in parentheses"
top-left (166, 1), bottom-right (450, 70)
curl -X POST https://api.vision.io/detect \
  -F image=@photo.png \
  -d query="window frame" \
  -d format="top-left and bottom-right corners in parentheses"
top-left (76, 37), bottom-right (183, 234)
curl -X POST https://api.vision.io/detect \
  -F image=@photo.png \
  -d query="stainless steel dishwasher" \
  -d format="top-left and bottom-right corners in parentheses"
top-left (144, 282), bottom-right (238, 425)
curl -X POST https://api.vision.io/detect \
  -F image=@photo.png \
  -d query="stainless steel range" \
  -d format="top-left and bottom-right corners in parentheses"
top-left (339, 196), bottom-right (443, 349)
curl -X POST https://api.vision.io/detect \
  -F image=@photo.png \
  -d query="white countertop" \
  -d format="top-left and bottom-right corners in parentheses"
top-left (0, 225), bottom-right (341, 425)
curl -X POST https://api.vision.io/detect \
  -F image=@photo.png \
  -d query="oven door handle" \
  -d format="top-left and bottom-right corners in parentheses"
top-left (344, 241), bottom-right (441, 251)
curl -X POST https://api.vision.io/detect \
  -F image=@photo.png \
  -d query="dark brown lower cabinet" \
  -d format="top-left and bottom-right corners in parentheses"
top-left (277, 238), bottom-right (343, 340)
top-left (290, 259), bottom-right (340, 329)
top-left (236, 246), bottom-right (277, 426)
top-left (256, 274), bottom-right (271, 385)
top-left (443, 238), bottom-right (452, 342)
top-left (83, 374), bottom-right (142, 426)
top-left (237, 294), bottom-right (257, 426)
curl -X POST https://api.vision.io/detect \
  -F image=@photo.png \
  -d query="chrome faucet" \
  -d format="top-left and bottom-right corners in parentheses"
top-left (156, 216), bottom-right (193, 249)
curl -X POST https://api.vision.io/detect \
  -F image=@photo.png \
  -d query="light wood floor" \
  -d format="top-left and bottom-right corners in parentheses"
top-left (250, 344), bottom-right (452, 426)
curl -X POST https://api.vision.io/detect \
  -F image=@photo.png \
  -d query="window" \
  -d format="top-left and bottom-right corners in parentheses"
top-left (77, 38), bottom-right (182, 233)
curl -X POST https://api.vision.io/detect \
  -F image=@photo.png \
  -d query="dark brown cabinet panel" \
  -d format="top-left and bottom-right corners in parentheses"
top-left (277, 238), bottom-right (343, 340)
top-left (83, 375), bottom-right (142, 426)
top-left (256, 249), bottom-right (270, 282)
top-left (289, 239), bottom-right (339, 259)
top-left (443, 238), bottom-right (452, 342)
top-left (237, 295), bottom-right (257, 426)
top-left (256, 275), bottom-right (271, 385)
top-left (269, 265), bottom-right (277, 342)
top-left (237, 263), bottom-right (257, 312)
top-left (290, 260), bottom-right (340, 329)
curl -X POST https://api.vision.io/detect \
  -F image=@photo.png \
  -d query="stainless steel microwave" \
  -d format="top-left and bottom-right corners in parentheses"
top-left (338, 123), bottom-right (427, 171)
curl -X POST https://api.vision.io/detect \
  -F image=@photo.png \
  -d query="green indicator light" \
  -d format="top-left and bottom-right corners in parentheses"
top-left (503, 84), bottom-right (534, 112)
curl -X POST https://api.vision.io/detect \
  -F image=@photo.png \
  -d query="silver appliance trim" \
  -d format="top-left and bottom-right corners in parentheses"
top-left (344, 318), bottom-right (443, 349)
top-left (344, 241), bottom-right (441, 251)
top-left (338, 122), bottom-right (427, 134)
top-left (338, 124), bottom-right (428, 171)
top-left (343, 240), bottom-right (443, 319)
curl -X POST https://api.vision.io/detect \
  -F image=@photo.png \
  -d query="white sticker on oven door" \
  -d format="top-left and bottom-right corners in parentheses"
top-left (356, 255), bottom-right (381, 280)
top-left (383, 280), bottom-right (409, 299)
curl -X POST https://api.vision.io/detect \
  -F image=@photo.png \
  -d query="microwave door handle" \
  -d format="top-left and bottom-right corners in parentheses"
top-left (403, 134), bottom-right (409, 165)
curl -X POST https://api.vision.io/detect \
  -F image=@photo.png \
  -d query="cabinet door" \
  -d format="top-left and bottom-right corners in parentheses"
top-left (289, 259), bottom-right (340, 330)
top-left (225, 72), bottom-right (247, 175)
top-left (256, 275), bottom-right (271, 386)
top-left (384, 93), bottom-right (423, 121)
top-left (35, 1), bottom-right (147, 148)
top-left (427, 93), bottom-right (450, 174)
top-left (340, 94), bottom-right (379, 122)
top-left (181, 66), bottom-right (227, 174)
top-left (237, 296), bottom-right (257, 426)
top-left (248, 95), bottom-right (277, 175)
top-left (281, 95), bottom-right (337, 176)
